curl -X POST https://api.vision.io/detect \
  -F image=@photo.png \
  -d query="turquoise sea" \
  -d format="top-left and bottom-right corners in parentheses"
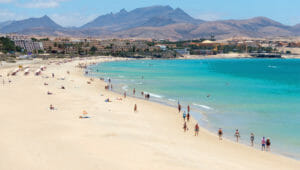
top-left (88, 59), bottom-right (300, 159)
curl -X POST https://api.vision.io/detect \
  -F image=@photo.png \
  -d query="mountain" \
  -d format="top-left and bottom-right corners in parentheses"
top-left (0, 21), bottom-right (14, 29)
top-left (0, 15), bottom-right (63, 34)
top-left (189, 17), bottom-right (294, 39)
top-left (81, 5), bottom-right (203, 31)
top-left (0, 6), bottom-right (299, 39)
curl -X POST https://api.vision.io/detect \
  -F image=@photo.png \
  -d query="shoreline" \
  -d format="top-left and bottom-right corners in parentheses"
top-left (0, 56), bottom-right (299, 170)
top-left (87, 58), bottom-right (299, 160)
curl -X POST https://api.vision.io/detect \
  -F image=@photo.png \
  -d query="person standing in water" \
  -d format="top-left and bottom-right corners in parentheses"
top-left (235, 129), bottom-right (240, 143)
top-left (261, 137), bottom-right (266, 151)
top-left (187, 105), bottom-right (190, 113)
top-left (183, 111), bottom-right (186, 121)
top-left (250, 133), bottom-right (255, 146)
top-left (266, 138), bottom-right (271, 151)
top-left (218, 128), bottom-right (223, 140)
top-left (195, 123), bottom-right (199, 136)
top-left (133, 88), bottom-right (136, 95)
top-left (178, 104), bottom-right (181, 113)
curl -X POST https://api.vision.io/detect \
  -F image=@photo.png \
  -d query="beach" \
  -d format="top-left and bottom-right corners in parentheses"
top-left (0, 57), bottom-right (299, 170)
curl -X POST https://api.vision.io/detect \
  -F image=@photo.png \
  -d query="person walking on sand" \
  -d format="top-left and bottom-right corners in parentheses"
top-left (183, 121), bottom-right (188, 132)
top-left (187, 112), bottom-right (190, 122)
top-left (261, 137), bottom-right (266, 151)
top-left (134, 104), bottom-right (137, 112)
top-left (187, 105), bottom-right (190, 113)
top-left (218, 128), bottom-right (223, 140)
top-left (235, 129), bottom-right (240, 143)
top-left (266, 138), bottom-right (271, 151)
top-left (183, 111), bottom-right (186, 121)
top-left (250, 133), bottom-right (255, 146)
top-left (195, 123), bottom-right (199, 136)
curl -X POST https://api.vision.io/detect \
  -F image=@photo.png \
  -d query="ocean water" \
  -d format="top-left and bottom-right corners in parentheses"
top-left (88, 59), bottom-right (300, 159)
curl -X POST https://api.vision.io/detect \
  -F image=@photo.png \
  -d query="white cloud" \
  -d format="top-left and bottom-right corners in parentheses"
top-left (22, 0), bottom-right (67, 8)
top-left (0, 0), bottom-right (13, 3)
top-left (50, 13), bottom-right (98, 27)
top-left (0, 9), bottom-right (27, 22)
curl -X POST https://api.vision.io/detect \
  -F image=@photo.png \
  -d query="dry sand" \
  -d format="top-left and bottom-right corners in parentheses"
top-left (0, 57), bottom-right (299, 170)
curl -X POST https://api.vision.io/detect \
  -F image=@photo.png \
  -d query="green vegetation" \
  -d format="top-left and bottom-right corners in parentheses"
top-left (0, 37), bottom-right (21, 53)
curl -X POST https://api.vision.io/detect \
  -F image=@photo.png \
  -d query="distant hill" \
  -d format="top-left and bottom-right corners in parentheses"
top-left (0, 6), bottom-right (299, 39)
top-left (0, 15), bottom-right (63, 34)
top-left (0, 21), bottom-right (14, 29)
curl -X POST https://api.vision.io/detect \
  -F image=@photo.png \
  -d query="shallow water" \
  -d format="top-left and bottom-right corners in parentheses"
top-left (89, 58), bottom-right (300, 159)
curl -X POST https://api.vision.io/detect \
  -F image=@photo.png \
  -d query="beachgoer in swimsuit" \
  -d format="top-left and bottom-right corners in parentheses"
top-left (250, 133), bottom-right (255, 146)
top-left (266, 138), bottom-right (271, 151)
top-left (50, 104), bottom-right (54, 110)
top-left (195, 123), bottom-right (199, 136)
top-left (187, 105), bottom-right (190, 113)
top-left (134, 104), bottom-right (137, 112)
top-left (133, 88), bottom-right (136, 95)
top-left (183, 122), bottom-right (187, 132)
top-left (124, 92), bottom-right (126, 98)
top-left (235, 129), bottom-right (240, 143)
top-left (183, 111), bottom-right (186, 121)
top-left (178, 104), bottom-right (181, 113)
top-left (261, 137), bottom-right (266, 151)
top-left (218, 128), bottom-right (223, 140)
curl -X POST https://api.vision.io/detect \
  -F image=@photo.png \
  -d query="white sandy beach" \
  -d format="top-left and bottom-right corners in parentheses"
top-left (0, 57), bottom-right (299, 170)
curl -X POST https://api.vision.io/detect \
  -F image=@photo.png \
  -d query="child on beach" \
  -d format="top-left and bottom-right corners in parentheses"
top-left (235, 129), bottom-right (240, 143)
top-left (250, 133), bottom-right (255, 146)
top-left (266, 138), bottom-right (271, 151)
top-left (261, 137), bottom-right (266, 151)
top-left (195, 123), bottom-right (199, 136)
top-left (218, 128), bottom-right (223, 140)
top-left (183, 111), bottom-right (186, 121)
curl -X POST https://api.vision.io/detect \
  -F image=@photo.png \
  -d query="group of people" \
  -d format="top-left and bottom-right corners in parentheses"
top-left (179, 103), bottom-right (271, 151)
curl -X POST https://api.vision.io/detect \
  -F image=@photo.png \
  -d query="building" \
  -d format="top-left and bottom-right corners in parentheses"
top-left (8, 36), bottom-right (44, 52)
top-left (14, 40), bottom-right (44, 52)
top-left (175, 48), bottom-right (190, 55)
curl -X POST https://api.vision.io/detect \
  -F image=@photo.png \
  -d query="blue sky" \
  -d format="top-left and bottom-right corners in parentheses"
top-left (0, 0), bottom-right (300, 27)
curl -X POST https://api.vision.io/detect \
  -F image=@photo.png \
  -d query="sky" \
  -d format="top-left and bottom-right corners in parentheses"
top-left (0, 0), bottom-right (300, 27)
